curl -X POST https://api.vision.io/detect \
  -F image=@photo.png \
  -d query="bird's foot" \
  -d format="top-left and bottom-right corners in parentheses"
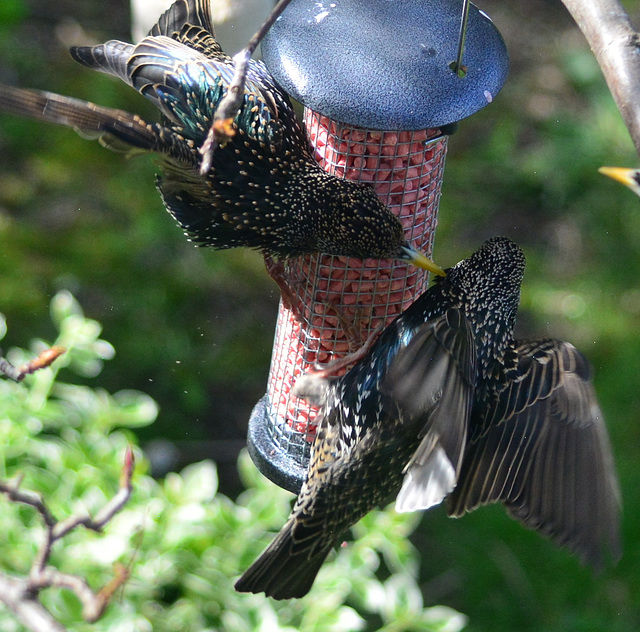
top-left (199, 93), bottom-right (242, 174)
top-left (323, 297), bottom-right (379, 353)
top-left (309, 321), bottom-right (384, 378)
top-left (264, 254), bottom-right (306, 322)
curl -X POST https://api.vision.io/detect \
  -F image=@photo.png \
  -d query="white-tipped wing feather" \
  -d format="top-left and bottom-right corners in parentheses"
top-left (383, 308), bottom-right (477, 513)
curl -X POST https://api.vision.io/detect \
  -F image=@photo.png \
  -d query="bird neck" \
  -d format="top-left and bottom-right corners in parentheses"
top-left (277, 162), bottom-right (353, 254)
top-left (433, 287), bottom-right (516, 385)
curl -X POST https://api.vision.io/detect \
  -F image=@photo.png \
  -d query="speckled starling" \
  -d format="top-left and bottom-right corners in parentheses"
top-left (599, 167), bottom-right (640, 198)
top-left (0, 0), bottom-right (443, 276)
top-left (235, 236), bottom-right (621, 599)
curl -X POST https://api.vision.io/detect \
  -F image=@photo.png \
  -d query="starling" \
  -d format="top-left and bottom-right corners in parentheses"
top-left (0, 0), bottom-right (443, 276)
top-left (235, 236), bottom-right (621, 599)
top-left (599, 167), bottom-right (640, 198)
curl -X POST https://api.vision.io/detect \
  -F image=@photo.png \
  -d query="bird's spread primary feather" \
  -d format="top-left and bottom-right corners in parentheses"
top-left (235, 236), bottom-right (621, 599)
top-left (0, 0), bottom-right (443, 274)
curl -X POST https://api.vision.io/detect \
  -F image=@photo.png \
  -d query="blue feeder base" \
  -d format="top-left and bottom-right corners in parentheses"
top-left (247, 395), bottom-right (308, 494)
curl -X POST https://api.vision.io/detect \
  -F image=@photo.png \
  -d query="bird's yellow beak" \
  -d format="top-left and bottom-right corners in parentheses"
top-left (401, 245), bottom-right (446, 277)
top-left (598, 167), bottom-right (640, 196)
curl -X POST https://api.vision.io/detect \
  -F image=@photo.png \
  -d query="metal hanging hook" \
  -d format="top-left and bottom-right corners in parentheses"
top-left (451, 0), bottom-right (471, 78)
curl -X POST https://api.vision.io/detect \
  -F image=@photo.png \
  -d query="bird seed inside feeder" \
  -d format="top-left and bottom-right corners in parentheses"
top-left (265, 110), bottom-right (448, 454)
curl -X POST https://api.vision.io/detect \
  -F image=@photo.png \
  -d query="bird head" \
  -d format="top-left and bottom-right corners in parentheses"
top-left (318, 179), bottom-right (445, 276)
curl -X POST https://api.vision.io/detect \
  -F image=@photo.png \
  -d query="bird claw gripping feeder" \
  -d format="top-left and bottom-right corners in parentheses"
top-left (247, 0), bottom-right (509, 493)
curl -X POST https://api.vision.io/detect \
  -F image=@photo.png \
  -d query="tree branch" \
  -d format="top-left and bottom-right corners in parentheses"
top-left (199, 0), bottom-right (295, 174)
top-left (561, 0), bottom-right (640, 156)
top-left (0, 347), bottom-right (65, 382)
top-left (0, 447), bottom-right (135, 630)
top-left (0, 574), bottom-right (67, 632)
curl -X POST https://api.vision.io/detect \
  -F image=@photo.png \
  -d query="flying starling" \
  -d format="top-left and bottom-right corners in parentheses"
top-left (599, 167), bottom-right (640, 198)
top-left (235, 236), bottom-right (621, 599)
top-left (0, 0), bottom-right (443, 277)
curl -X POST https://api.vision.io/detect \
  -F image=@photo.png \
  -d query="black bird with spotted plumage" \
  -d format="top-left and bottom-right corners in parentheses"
top-left (235, 236), bottom-right (621, 599)
top-left (0, 0), bottom-right (443, 276)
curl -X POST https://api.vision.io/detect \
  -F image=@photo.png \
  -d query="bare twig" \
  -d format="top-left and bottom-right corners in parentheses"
top-left (0, 447), bottom-right (135, 630)
top-left (0, 346), bottom-right (65, 382)
top-left (0, 475), bottom-right (57, 528)
top-left (51, 445), bottom-right (135, 541)
top-left (199, 0), bottom-right (295, 174)
top-left (561, 0), bottom-right (640, 156)
top-left (0, 574), bottom-right (67, 632)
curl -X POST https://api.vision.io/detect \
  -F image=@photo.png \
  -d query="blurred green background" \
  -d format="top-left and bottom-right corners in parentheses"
top-left (0, 0), bottom-right (638, 630)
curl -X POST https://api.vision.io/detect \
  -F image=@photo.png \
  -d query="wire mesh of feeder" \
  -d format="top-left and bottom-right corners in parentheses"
top-left (264, 109), bottom-right (448, 466)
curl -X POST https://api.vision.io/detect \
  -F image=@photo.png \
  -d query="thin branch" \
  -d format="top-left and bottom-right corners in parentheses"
top-left (28, 565), bottom-right (129, 623)
top-left (0, 476), bottom-right (58, 528)
top-left (199, 0), bottom-right (295, 174)
top-left (561, 0), bottom-right (640, 156)
top-left (0, 447), bottom-right (135, 630)
top-left (0, 347), bottom-right (65, 382)
top-left (52, 446), bottom-right (135, 540)
top-left (0, 574), bottom-right (67, 632)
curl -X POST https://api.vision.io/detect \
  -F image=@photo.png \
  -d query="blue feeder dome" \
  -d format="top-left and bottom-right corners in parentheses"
top-left (261, 0), bottom-right (509, 130)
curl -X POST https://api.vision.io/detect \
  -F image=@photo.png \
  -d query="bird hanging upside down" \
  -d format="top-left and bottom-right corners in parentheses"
top-left (0, 0), bottom-right (444, 287)
top-left (235, 236), bottom-right (621, 600)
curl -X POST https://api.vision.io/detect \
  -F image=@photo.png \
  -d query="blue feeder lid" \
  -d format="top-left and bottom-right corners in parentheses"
top-left (261, 0), bottom-right (509, 130)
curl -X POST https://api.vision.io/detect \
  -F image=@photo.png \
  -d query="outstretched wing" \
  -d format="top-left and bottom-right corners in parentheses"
top-left (71, 35), bottom-right (286, 149)
top-left (0, 84), bottom-right (162, 155)
top-left (382, 308), bottom-right (477, 513)
top-left (448, 339), bottom-right (621, 568)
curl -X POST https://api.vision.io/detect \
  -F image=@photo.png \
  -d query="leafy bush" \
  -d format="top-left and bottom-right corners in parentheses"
top-left (0, 292), bottom-right (466, 632)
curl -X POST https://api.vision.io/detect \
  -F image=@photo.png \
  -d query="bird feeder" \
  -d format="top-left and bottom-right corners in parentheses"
top-left (247, 0), bottom-right (508, 493)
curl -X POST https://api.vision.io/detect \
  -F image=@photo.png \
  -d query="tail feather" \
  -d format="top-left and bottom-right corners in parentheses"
top-left (71, 35), bottom-right (228, 130)
top-left (235, 517), bottom-right (332, 600)
top-left (70, 40), bottom-right (133, 84)
top-left (0, 84), bottom-right (161, 154)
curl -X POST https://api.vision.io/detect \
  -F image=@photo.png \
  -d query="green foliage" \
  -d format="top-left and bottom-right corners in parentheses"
top-left (0, 294), bottom-right (465, 632)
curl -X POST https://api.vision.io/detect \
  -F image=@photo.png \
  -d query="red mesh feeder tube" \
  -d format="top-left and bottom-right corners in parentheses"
top-left (247, 114), bottom-right (448, 492)
top-left (247, 0), bottom-right (509, 492)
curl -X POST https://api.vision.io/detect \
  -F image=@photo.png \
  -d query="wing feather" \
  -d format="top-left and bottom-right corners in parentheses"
top-left (150, 0), bottom-right (216, 38)
top-left (382, 309), bottom-right (477, 512)
top-left (448, 340), bottom-right (621, 567)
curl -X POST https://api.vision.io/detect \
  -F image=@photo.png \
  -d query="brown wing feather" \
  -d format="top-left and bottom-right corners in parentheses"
top-left (0, 84), bottom-right (159, 153)
top-left (448, 340), bottom-right (621, 568)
